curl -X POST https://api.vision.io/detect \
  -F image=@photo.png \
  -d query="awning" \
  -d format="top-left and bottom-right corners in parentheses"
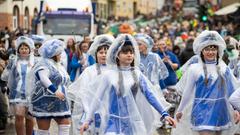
top-left (215, 3), bottom-right (240, 15)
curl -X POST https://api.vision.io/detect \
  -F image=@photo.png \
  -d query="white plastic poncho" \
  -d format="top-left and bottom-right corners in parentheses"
top-left (176, 55), bottom-right (200, 95)
top-left (172, 30), bottom-right (240, 135)
top-left (134, 33), bottom-right (169, 81)
top-left (228, 57), bottom-right (240, 80)
top-left (4, 36), bottom-right (35, 106)
top-left (227, 37), bottom-right (240, 78)
top-left (68, 64), bottom-right (109, 135)
top-left (135, 33), bottom-right (171, 126)
top-left (67, 34), bottom-right (114, 134)
top-left (230, 87), bottom-right (240, 112)
top-left (68, 34), bottom-right (114, 101)
top-left (82, 34), bottom-right (170, 135)
top-left (28, 39), bottom-right (71, 118)
top-left (226, 36), bottom-right (239, 60)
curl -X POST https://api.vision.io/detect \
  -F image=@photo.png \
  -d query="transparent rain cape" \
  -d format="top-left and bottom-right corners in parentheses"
top-left (3, 36), bottom-right (35, 105)
top-left (139, 52), bottom-right (171, 126)
top-left (74, 67), bottom-right (170, 135)
top-left (228, 58), bottom-right (240, 80)
top-left (176, 55), bottom-right (200, 95)
top-left (68, 66), bottom-right (171, 135)
top-left (67, 64), bottom-right (109, 135)
top-left (139, 52), bottom-right (169, 84)
top-left (28, 58), bottom-right (71, 117)
top-left (72, 33), bottom-right (170, 135)
top-left (4, 56), bottom-right (35, 107)
top-left (172, 60), bottom-right (240, 135)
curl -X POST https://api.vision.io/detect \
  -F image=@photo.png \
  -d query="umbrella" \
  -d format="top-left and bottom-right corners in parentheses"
top-left (215, 3), bottom-right (240, 15)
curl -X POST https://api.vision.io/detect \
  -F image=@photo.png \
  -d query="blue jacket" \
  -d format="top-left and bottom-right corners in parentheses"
top-left (157, 50), bottom-right (180, 88)
top-left (70, 54), bottom-right (95, 81)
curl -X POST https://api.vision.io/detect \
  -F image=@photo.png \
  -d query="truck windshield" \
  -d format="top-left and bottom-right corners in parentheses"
top-left (43, 13), bottom-right (91, 35)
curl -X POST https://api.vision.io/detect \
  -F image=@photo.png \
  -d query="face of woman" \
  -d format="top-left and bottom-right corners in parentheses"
top-left (18, 44), bottom-right (30, 58)
top-left (96, 48), bottom-right (107, 64)
top-left (81, 42), bottom-right (89, 53)
top-left (67, 39), bottom-right (74, 46)
top-left (202, 45), bottom-right (218, 62)
top-left (152, 43), bottom-right (159, 52)
top-left (137, 40), bottom-right (147, 54)
top-left (55, 53), bottom-right (61, 62)
top-left (158, 40), bottom-right (167, 52)
top-left (117, 51), bottom-right (134, 67)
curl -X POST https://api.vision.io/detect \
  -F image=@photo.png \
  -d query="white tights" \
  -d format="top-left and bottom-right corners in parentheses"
top-left (37, 129), bottom-right (49, 135)
top-left (58, 124), bottom-right (71, 135)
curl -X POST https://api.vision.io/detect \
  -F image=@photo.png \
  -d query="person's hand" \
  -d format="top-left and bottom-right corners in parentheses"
top-left (176, 112), bottom-right (183, 122)
top-left (234, 110), bottom-right (240, 124)
top-left (162, 89), bottom-right (170, 98)
top-left (80, 122), bottom-right (89, 135)
top-left (80, 58), bottom-right (86, 65)
top-left (82, 64), bottom-right (87, 70)
top-left (165, 116), bottom-right (176, 128)
top-left (163, 56), bottom-right (170, 63)
top-left (163, 56), bottom-right (173, 65)
top-left (55, 90), bottom-right (65, 100)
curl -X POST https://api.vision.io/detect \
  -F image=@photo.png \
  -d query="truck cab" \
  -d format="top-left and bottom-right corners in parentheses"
top-left (35, 0), bottom-right (94, 41)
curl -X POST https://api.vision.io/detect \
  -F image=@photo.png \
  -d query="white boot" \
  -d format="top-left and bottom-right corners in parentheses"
top-left (58, 124), bottom-right (71, 135)
top-left (37, 129), bottom-right (49, 135)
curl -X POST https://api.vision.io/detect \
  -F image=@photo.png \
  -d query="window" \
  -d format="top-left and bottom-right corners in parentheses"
top-left (24, 7), bottom-right (29, 29)
top-left (13, 5), bottom-right (20, 30)
top-left (33, 8), bottom-right (38, 17)
top-left (43, 13), bottom-right (92, 35)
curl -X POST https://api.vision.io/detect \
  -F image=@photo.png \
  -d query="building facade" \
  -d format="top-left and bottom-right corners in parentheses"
top-left (221, 0), bottom-right (240, 7)
top-left (0, 0), bottom-right (40, 31)
top-left (92, 0), bottom-right (136, 20)
top-left (0, 0), bottom-right (162, 30)
top-left (137, 0), bottom-right (158, 16)
top-left (92, 0), bottom-right (108, 20)
top-left (92, 0), bottom-right (159, 20)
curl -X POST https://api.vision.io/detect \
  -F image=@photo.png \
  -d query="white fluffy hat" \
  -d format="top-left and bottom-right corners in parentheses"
top-left (106, 34), bottom-right (140, 67)
top-left (16, 36), bottom-right (35, 51)
top-left (29, 34), bottom-right (46, 44)
top-left (193, 30), bottom-right (226, 57)
top-left (88, 34), bottom-right (114, 60)
top-left (134, 33), bottom-right (154, 52)
top-left (38, 39), bottom-right (65, 58)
